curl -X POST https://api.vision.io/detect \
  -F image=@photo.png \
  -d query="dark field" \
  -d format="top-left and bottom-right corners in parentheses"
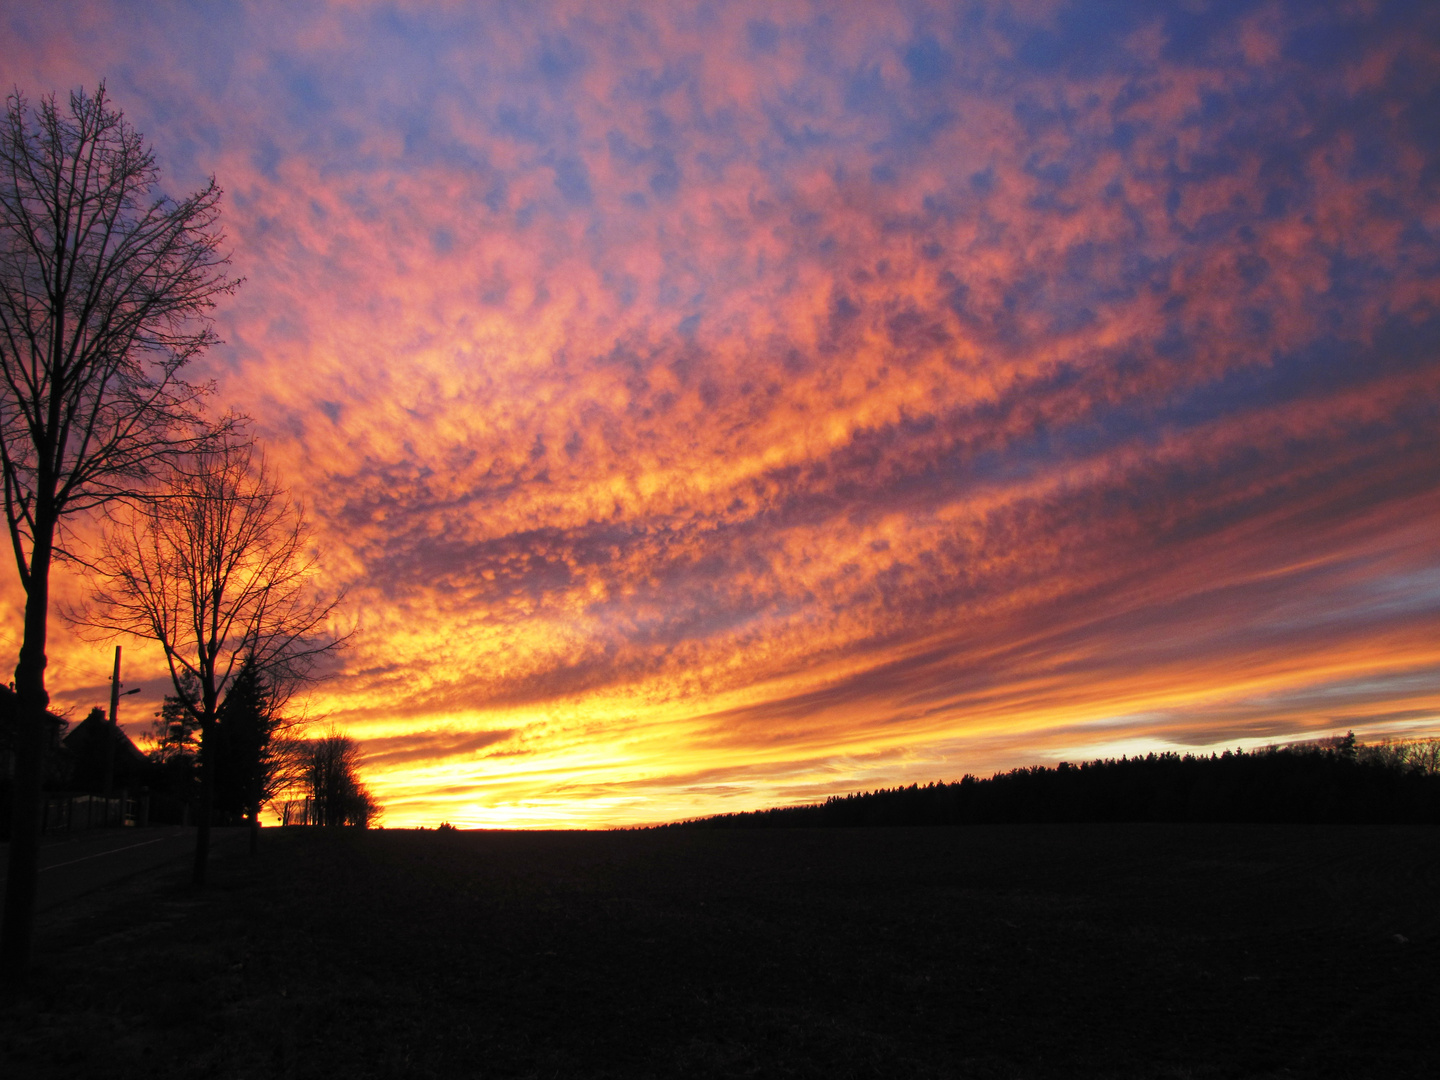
top-left (3, 825), bottom-right (1437, 1079)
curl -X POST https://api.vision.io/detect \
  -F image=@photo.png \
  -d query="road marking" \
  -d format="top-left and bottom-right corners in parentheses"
top-left (39, 835), bottom-right (176, 872)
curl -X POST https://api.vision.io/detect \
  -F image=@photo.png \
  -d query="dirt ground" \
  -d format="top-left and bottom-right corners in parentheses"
top-left (1, 823), bottom-right (1436, 1078)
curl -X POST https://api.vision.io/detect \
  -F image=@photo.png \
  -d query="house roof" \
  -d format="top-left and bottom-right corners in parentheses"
top-left (62, 710), bottom-right (150, 770)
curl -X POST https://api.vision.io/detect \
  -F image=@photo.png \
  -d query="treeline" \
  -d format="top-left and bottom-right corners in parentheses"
top-left (275, 734), bottom-right (382, 828)
top-left (150, 673), bottom-right (380, 831)
top-left (0, 675), bottom-right (378, 839)
top-left (670, 736), bottom-right (1440, 829)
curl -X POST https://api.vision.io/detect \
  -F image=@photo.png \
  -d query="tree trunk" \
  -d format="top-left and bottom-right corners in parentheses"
top-left (193, 717), bottom-right (216, 886)
top-left (0, 534), bottom-right (53, 976)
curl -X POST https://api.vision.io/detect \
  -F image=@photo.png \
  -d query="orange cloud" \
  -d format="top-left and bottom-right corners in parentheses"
top-left (2, 1), bottom-right (1438, 826)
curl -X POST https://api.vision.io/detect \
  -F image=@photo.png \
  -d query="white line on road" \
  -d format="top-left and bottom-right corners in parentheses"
top-left (39, 835), bottom-right (175, 872)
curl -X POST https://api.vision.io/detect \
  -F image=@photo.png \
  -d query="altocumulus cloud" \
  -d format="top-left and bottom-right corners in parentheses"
top-left (2, 0), bottom-right (1438, 826)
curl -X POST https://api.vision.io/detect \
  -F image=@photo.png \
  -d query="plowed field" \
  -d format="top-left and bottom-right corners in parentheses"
top-left (3, 824), bottom-right (1436, 1078)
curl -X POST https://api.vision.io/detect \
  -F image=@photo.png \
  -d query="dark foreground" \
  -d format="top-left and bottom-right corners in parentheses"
top-left (0, 827), bottom-right (245, 913)
top-left (1, 825), bottom-right (1436, 1079)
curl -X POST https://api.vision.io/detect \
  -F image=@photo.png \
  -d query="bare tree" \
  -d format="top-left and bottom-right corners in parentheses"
top-left (1359, 737), bottom-right (1440, 776)
top-left (84, 438), bottom-right (345, 883)
top-left (296, 731), bottom-right (380, 828)
top-left (0, 85), bottom-right (238, 973)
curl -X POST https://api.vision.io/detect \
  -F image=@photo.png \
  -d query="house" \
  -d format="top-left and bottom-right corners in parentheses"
top-left (61, 707), bottom-right (152, 792)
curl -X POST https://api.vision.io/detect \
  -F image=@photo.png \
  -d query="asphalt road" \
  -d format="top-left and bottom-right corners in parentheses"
top-left (0, 826), bottom-right (245, 912)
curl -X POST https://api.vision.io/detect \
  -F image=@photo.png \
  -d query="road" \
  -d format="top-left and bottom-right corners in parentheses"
top-left (0, 827), bottom-right (245, 912)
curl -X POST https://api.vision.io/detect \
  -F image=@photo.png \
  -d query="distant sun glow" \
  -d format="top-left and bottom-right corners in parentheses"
top-left (3, 1), bottom-right (1439, 826)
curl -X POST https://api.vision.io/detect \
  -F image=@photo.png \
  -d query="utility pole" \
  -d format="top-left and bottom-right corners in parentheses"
top-left (103, 646), bottom-right (122, 799)
top-left (102, 646), bottom-right (140, 806)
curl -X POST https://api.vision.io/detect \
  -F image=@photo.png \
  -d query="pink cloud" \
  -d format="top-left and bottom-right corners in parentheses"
top-left (2, 1), bottom-right (1437, 825)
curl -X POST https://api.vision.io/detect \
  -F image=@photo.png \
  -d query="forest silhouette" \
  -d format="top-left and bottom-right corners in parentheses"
top-left (672, 736), bottom-right (1440, 829)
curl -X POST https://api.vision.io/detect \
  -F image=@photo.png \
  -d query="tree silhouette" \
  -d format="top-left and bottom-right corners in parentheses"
top-left (214, 656), bottom-right (290, 851)
top-left (84, 438), bottom-right (345, 883)
top-left (146, 676), bottom-right (202, 814)
top-left (299, 732), bottom-right (379, 827)
top-left (0, 84), bottom-right (238, 973)
top-left (150, 673), bottom-right (202, 768)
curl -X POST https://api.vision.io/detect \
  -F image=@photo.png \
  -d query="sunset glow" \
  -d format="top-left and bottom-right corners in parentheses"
top-left (4, 1), bottom-right (1438, 827)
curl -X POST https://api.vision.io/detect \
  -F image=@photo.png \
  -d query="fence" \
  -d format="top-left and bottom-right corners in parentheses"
top-left (40, 791), bottom-right (144, 833)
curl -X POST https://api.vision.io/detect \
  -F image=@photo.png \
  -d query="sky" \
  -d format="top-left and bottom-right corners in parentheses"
top-left (2, 0), bottom-right (1438, 828)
